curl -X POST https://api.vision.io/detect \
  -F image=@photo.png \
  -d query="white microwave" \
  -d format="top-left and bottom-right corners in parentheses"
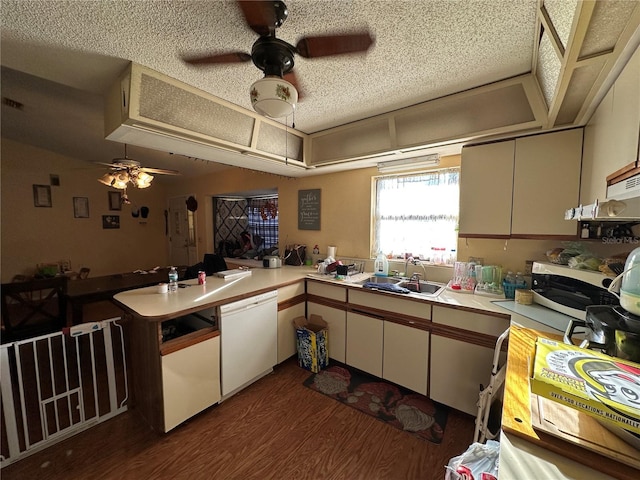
top-left (531, 262), bottom-right (619, 319)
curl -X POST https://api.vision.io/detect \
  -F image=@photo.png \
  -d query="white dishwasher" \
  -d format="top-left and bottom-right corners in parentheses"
top-left (218, 290), bottom-right (278, 400)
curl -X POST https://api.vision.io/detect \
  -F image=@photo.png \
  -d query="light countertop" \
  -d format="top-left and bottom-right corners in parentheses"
top-left (114, 266), bottom-right (315, 320)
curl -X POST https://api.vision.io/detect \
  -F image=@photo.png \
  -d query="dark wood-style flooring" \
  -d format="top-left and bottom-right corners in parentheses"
top-left (2, 356), bottom-right (476, 480)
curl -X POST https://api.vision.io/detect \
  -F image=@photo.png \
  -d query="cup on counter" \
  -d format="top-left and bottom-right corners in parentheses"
top-left (157, 283), bottom-right (168, 294)
top-left (327, 246), bottom-right (337, 258)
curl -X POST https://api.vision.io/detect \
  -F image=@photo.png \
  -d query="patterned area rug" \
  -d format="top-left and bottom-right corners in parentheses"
top-left (303, 363), bottom-right (448, 444)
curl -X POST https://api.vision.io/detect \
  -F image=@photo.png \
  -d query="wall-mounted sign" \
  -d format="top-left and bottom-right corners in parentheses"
top-left (298, 189), bottom-right (320, 230)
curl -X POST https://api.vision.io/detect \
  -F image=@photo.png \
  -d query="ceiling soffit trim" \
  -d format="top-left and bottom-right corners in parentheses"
top-left (535, 0), bottom-right (640, 128)
top-left (104, 62), bottom-right (311, 177)
top-left (308, 75), bottom-right (546, 166)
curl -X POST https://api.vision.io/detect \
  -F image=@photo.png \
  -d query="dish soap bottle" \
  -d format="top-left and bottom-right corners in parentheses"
top-left (374, 252), bottom-right (389, 277)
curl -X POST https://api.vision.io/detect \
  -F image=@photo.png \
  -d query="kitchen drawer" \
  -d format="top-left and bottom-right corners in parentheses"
top-left (432, 305), bottom-right (508, 336)
top-left (307, 281), bottom-right (347, 302)
top-left (349, 289), bottom-right (431, 320)
top-left (278, 281), bottom-right (305, 301)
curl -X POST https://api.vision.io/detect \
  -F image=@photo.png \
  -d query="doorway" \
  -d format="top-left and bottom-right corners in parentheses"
top-left (168, 195), bottom-right (198, 267)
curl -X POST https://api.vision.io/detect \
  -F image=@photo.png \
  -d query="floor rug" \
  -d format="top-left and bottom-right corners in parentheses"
top-left (303, 363), bottom-right (448, 444)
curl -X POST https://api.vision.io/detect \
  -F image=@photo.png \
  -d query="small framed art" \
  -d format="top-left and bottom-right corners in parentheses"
top-left (33, 184), bottom-right (52, 207)
top-left (108, 191), bottom-right (122, 211)
top-left (73, 197), bottom-right (90, 218)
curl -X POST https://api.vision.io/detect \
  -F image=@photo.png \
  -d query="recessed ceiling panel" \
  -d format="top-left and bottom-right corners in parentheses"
top-left (555, 61), bottom-right (604, 125)
top-left (580, 0), bottom-right (639, 58)
top-left (536, 29), bottom-right (562, 108)
top-left (544, 0), bottom-right (578, 51)
top-left (139, 74), bottom-right (254, 147)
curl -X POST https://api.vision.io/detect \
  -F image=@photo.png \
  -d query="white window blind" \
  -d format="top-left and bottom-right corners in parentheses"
top-left (372, 168), bottom-right (460, 260)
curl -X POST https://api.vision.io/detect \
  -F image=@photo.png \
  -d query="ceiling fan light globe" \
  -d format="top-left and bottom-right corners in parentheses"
top-left (98, 173), bottom-right (115, 186)
top-left (112, 172), bottom-right (130, 189)
top-left (250, 77), bottom-right (297, 118)
top-left (133, 171), bottom-right (154, 188)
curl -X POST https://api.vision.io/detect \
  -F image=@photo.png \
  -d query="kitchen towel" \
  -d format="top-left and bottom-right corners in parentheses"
top-left (303, 362), bottom-right (448, 444)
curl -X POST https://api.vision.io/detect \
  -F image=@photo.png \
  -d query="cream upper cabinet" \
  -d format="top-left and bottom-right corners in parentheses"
top-left (582, 46), bottom-right (640, 203)
top-left (512, 129), bottom-right (582, 236)
top-left (460, 129), bottom-right (582, 238)
top-left (459, 140), bottom-right (515, 237)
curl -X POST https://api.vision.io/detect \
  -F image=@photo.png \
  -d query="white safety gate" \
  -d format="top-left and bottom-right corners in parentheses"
top-left (0, 318), bottom-right (128, 467)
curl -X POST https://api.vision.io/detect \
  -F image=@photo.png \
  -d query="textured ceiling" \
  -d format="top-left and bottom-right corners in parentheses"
top-left (0, 0), bottom-right (539, 176)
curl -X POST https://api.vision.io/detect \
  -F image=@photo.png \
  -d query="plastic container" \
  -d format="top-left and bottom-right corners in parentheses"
top-left (503, 271), bottom-right (527, 299)
top-left (168, 266), bottom-right (178, 293)
top-left (374, 252), bottom-right (389, 277)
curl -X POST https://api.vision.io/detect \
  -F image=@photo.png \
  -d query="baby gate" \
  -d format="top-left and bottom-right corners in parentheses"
top-left (0, 318), bottom-right (128, 467)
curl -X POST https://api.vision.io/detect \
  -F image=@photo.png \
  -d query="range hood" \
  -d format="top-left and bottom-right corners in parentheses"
top-left (565, 173), bottom-right (640, 222)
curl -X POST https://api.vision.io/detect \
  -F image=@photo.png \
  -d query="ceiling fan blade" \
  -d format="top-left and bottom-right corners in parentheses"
top-left (95, 161), bottom-right (126, 170)
top-left (237, 1), bottom-right (281, 36)
top-left (183, 52), bottom-right (252, 65)
top-left (140, 167), bottom-right (181, 175)
top-left (283, 71), bottom-right (304, 101)
top-left (296, 32), bottom-right (374, 58)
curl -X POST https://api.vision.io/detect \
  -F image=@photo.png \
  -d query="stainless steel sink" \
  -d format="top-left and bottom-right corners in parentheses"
top-left (356, 276), bottom-right (402, 285)
top-left (397, 280), bottom-right (445, 296)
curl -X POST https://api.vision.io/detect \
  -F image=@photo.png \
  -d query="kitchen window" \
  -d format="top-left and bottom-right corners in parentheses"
top-left (372, 168), bottom-right (460, 262)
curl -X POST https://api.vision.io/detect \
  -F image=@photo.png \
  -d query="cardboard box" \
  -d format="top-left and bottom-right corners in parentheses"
top-left (293, 314), bottom-right (329, 373)
top-left (530, 337), bottom-right (640, 434)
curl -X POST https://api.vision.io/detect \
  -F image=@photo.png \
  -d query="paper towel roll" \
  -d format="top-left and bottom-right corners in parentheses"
top-left (327, 246), bottom-right (337, 258)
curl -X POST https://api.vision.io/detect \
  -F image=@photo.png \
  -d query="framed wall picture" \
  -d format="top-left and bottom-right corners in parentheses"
top-left (108, 191), bottom-right (122, 211)
top-left (73, 197), bottom-right (89, 218)
top-left (102, 215), bottom-right (120, 229)
top-left (298, 189), bottom-right (321, 230)
top-left (33, 184), bottom-right (52, 207)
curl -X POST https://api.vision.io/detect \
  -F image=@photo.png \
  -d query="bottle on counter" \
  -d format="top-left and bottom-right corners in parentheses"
top-left (581, 223), bottom-right (590, 239)
top-left (504, 271), bottom-right (515, 285)
top-left (168, 266), bottom-right (178, 293)
top-left (374, 252), bottom-right (389, 277)
top-left (515, 271), bottom-right (526, 288)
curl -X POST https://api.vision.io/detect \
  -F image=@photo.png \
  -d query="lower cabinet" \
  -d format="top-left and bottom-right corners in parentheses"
top-left (383, 321), bottom-right (429, 396)
top-left (429, 335), bottom-right (497, 416)
top-left (161, 335), bottom-right (221, 432)
top-left (430, 305), bottom-right (509, 416)
top-left (346, 311), bottom-right (429, 395)
top-left (307, 302), bottom-right (347, 363)
top-left (277, 282), bottom-right (306, 364)
top-left (346, 311), bottom-right (383, 377)
top-left (307, 281), bottom-right (348, 363)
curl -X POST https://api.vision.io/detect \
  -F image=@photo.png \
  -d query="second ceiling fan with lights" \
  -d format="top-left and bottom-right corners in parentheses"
top-left (182, 0), bottom-right (375, 118)
top-left (97, 145), bottom-right (180, 203)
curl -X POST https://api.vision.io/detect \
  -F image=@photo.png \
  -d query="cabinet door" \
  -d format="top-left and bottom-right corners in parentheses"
top-left (277, 302), bottom-right (305, 363)
top-left (512, 129), bottom-right (582, 235)
top-left (383, 321), bottom-right (429, 395)
top-left (346, 311), bottom-right (383, 377)
top-left (430, 335), bottom-right (499, 416)
top-left (162, 336), bottom-right (220, 432)
top-left (277, 282), bottom-right (306, 364)
top-left (307, 302), bottom-right (347, 363)
top-left (459, 140), bottom-right (515, 236)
